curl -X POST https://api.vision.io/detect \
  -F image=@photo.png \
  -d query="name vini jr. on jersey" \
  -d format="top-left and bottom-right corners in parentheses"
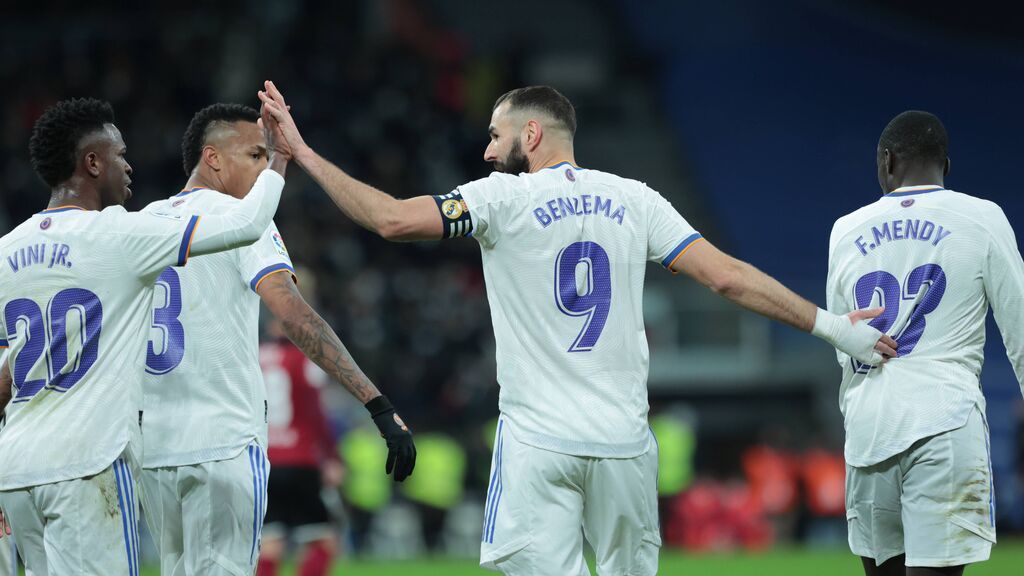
top-left (853, 219), bottom-right (951, 256)
top-left (6, 242), bottom-right (73, 272)
top-left (533, 194), bottom-right (626, 228)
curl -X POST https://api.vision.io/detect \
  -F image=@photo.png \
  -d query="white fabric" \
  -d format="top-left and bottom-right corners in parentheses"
top-left (139, 443), bottom-right (270, 576)
top-left (0, 458), bottom-right (140, 576)
top-left (479, 417), bottom-right (660, 575)
top-left (845, 404), bottom-right (995, 567)
top-left (188, 170), bottom-right (284, 257)
top-left (0, 535), bottom-right (28, 576)
top-left (827, 186), bottom-right (1024, 466)
top-left (459, 165), bottom-right (699, 458)
top-left (141, 187), bottom-right (293, 468)
top-left (0, 206), bottom-right (196, 489)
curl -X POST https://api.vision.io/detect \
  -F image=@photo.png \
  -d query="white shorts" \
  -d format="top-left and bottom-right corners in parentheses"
top-left (139, 443), bottom-right (269, 576)
top-left (480, 417), bottom-right (661, 576)
top-left (0, 458), bottom-right (140, 576)
top-left (0, 536), bottom-right (26, 576)
top-left (846, 404), bottom-right (996, 567)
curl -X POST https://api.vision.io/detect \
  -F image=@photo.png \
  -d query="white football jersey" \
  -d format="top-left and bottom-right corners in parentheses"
top-left (827, 185), bottom-right (1024, 467)
top-left (0, 205), bottom-right (199, 489)
top-left (451, 163), bottom-right (700, 457)
top-left (140, 188), bottom-right (294, 468)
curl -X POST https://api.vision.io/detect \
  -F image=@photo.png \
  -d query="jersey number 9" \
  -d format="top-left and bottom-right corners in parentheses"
top-left (555, 241), bottom-right (612, 352)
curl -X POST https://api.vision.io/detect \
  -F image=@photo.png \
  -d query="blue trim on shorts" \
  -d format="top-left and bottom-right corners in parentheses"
top-left (483, 420), bottom-right (505, 543)
top-left (248, 445), bottom-right (260, 563)
top-left (113, 460), bottom-right (139, 576)
top-left (983, 426), bottom-right (996, 527)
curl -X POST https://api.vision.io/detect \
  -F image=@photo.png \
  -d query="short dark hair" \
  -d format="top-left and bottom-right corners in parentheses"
top-left (28, 98), bottom-right (115, 188)
top-left (494, 86), bottom-right (577, 138)
top-left (181, 103), bottom-right (260, 175)
top-left (878, 110), bottom-right (948, 166)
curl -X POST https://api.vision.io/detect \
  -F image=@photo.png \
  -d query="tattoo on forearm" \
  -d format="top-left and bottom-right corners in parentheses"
top-left (269, 281), bottom-right (380, 403)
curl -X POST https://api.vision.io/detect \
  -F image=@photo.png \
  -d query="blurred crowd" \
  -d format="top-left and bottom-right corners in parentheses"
top-left (0, 1), bottom-right (509, 436)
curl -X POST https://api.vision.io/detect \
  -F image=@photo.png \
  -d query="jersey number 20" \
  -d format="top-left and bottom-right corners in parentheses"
top-left (555, 241), bottom-right (612, 352)
top-left (4, 288), bottom-right (102, 402)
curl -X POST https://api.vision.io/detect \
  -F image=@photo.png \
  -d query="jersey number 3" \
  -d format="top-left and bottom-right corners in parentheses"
top-left (555, 241), bottom-right (612, 352)
top-left (4, 288), bottom-right (103, 402)
top-left (147, 267), bottom-right (185, 374)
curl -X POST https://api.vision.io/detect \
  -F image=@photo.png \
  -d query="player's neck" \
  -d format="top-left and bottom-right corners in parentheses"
top-left (47, 179), bottom-right (102, 211)
top-left (891, 172), bottom-right (944, 192)
top-left (529, 149), bottom-right (577, 173)
top-left (184, 168), bottom-right (225, 196)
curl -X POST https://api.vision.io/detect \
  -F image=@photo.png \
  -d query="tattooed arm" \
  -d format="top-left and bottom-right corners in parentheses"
top-left (257, 272), bottom-right (380, 403)
top-left (258, 272), bottom-right (417, 480)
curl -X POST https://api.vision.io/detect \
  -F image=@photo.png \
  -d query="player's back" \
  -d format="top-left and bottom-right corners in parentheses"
top-left (0, 205), bottom-right (195, 488)
top-left (458, 164), bottom-right (699, 457)
top-left (827, 186), bottom-right (1012, 466)
top-left (141, 188), bottom-right (293, 468)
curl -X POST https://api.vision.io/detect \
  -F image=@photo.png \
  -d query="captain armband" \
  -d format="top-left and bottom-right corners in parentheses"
top-left (433, 192), bottom-right (474, 239)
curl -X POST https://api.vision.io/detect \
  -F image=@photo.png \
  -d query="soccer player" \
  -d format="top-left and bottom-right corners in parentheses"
top-left (826, 111), bottom-right (1022, 576)
top-left (138, 103), bottom-right (415, 576)
top-left (258, 316), bottom-right (343, 576)
top-left (258, 82), bottom-right (896, 575)
top-left (0, 97), bottom-right (287, 574)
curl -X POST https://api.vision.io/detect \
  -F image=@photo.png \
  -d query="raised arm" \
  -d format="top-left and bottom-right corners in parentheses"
top-left (258, 81), bottom-right (441, 242)
top-left (257, 272), bottom-right (416, 481)
top-left (671, 239), bottom-right (898, 364)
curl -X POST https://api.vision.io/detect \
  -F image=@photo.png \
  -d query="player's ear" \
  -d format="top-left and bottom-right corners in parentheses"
top-left (883, 149), bottom-right (894, 175)
top-left (202, 145), bottom-right (220, 171)
top-left (943, 156), bottom-right (950, 177)
top-left (524, 119), bottom-right (542, 152)
top-left (83, 150), bottom-right (102, 178)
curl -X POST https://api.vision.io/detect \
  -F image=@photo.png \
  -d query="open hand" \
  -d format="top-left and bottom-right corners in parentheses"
top-left (258, 80), bottom-right (310, 162)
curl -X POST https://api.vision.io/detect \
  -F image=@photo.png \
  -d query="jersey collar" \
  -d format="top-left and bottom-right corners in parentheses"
top-left (543, 161), bottom-right (581, 170)
top-left (175, 187), bottom-right (210, 197)
top-left (887, 185), bottom-right (944, 198)
top-left (38, 205), bottom-right (87, 214)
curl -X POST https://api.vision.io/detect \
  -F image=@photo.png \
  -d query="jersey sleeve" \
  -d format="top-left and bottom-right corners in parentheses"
top-left (238, 221), bottom-right (296, 293)
top-left (110, 208), bottom-right (199, 282)
top-left (448, 175), bottom-right (508, 249)
top-left (980, 205), bottom-right (1024, 399)
top-left (644, 186), bottom-right (702, 271)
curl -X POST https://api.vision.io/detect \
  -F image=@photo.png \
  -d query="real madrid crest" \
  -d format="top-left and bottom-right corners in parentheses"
top-left (442, 199), bottom-right (465, 220)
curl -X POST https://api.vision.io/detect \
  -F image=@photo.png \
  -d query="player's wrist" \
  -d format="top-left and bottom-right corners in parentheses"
top-left (293, 143), bottom-right (316, 168)
top-left (364, 394), bottom-right (393, 418)
top-left (811, 307), bottom-right (843, 343)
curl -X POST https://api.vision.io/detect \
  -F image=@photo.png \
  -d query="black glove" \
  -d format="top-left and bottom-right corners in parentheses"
top-left (365, 395), bottom-right (416, 481)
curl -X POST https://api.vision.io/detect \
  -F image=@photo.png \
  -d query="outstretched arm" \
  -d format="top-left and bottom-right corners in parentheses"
top-left (258, 80), bottom-right (441, 242)
top-left (671, 239), bottom-right (898, 363)
top-left (257, 272), bottom-right (416, 481)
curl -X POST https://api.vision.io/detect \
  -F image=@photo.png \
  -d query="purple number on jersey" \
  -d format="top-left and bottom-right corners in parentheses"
top-left (852, 263), bottom-right (946, 372)
top-left (554, 241), bottom-right (612, 352)
top-left (146, 267), bottom-right (185, 375)
top-left (3, 288), bottom-right (103, 401)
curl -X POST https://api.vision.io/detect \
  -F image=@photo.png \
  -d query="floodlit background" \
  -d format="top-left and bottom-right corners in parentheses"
top-left (2, 0), bottom-right (1022, 574)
